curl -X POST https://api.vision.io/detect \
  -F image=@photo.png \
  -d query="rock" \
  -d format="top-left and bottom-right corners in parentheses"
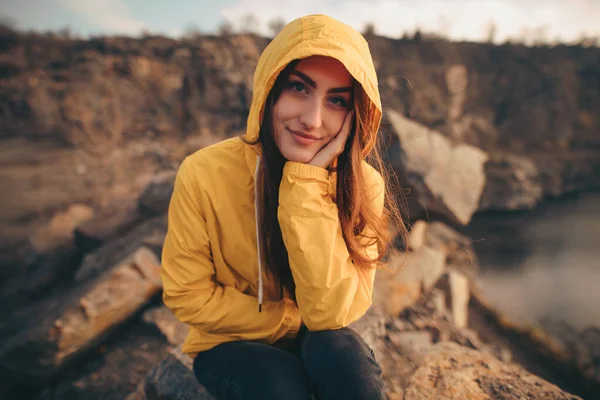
top-left (542, 320), bottom-right (600, 387)
top-left (1, 204), bottom-right (95, 301)
top-left (404, 342), bottom-right (582, 400)
top-left (74, 202), bottom-right (141, 254)
top-left (75, 215), bottom-right (167, 282)
top-left (426, 221), bottom-right (479, 279)
top-left (30, 204), bottom-right (95, 253)
top-left (0, 246), bottom-right (162, 383)
top-left (143, 306), bottom-right (188, 346)
top-left (375, 247), bottom-right (446, 317)
top-left (468, 287), bottom-right (595, 398)
top-left (138, 172), bottom-right (176, 217)
top-left (389, 331), bottom-right (433, 353)
top-left (437, 270), bottom-right (470, 329)
top-left (135, 346), bottom-right (216, 400)
top-left (480, 151), bottom-right (543, 211)
top-left (384, 109), bottom-right (488, 225)
top-left (408, 220), bottom-right (428, 252)
top-left (431, 288), bottom-right (447, 316)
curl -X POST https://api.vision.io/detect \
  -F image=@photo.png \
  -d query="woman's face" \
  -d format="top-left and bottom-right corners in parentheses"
top-left (272, 56), bottom-right (354, 163)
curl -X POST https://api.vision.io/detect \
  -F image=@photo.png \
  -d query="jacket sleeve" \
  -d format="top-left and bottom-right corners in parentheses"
top-left (277, 161), bottom-right (385, 331)
top-left (161, 158), bottom-right (302, 343)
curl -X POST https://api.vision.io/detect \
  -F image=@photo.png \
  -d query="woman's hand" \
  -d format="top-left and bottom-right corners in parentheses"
top-left (308, 110), bottom-right (354, 169)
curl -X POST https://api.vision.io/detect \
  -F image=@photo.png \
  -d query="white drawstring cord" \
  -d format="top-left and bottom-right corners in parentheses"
top-left (254, 155), bottom-right (264, 312)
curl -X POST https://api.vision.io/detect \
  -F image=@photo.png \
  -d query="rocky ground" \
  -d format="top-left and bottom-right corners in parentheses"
top-left (1, 132), bottom-right (598, 398)
top-left (1, 27), bottom-right (599, 399)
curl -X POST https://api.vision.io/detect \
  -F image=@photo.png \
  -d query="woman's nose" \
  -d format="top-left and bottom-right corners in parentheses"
top-left (299, 99), bottom-right (323, 131)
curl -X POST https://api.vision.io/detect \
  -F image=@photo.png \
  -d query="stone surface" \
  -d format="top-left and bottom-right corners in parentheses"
top-left (1, 204), bottom-right (95, 301)
top-left (426, 221), bottom-right (479, 280)
top-left (404, 342), bottom-right (582, 400)
top-left (137, 171), bottom-right (176, 217)
top-left (375, 247), bottom-right (446, 317)
top-left (479, 151), bottom-right (543, 211)
top-left (0, 247), bottom-right (162, 383)
top-left (389, 331), bottom-right (433, 353)
top-left (143, 306), bottom-right (188, 346)
top-left (385, 109), bottom-right (488, 225)
top-left (30, 204), bottom-right (95, 253)
top-left (74, 202), bottom-right (141, 254)
top-left (437, 270), bottom-right (470, 330)
top-left (408, 220), bottom-right (428, 252)
top-left (134, 347), bottom-right (215, 400)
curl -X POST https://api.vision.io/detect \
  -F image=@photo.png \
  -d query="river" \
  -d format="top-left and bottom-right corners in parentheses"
top-left (461, 191), bottom-right (600, 330)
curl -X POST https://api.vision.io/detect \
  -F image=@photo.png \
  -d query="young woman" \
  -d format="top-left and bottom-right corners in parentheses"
top-left (161, 14), bottom-right (406, 400)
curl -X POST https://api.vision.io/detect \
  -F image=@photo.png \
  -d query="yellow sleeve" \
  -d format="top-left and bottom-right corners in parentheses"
top-left (161, 158), bottom-right (302, 342)
top-left (277, 161), bottom-right (384, 331)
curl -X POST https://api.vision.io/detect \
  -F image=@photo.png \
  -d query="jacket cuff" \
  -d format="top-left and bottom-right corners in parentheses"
top-left (283, 162), bottom-right (329, 181)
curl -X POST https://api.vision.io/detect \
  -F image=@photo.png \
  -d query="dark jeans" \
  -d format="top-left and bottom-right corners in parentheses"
top-left (192, 326), bottom-right (386, 400)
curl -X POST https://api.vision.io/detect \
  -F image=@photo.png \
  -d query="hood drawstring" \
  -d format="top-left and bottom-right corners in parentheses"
top-left (254, 155), bottom-right (264, 312)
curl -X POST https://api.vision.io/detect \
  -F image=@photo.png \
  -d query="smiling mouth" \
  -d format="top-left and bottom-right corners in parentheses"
top-left (289, 129), bottom-right (319, 140)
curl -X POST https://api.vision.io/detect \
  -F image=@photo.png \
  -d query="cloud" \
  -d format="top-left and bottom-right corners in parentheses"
top-left (220, 0), bottom-right (600, 42)
top-left (58, 0), bottom-right (147, 35)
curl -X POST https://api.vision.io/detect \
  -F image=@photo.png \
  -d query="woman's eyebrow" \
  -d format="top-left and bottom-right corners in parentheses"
top-left (291, 70), bottom-right (353, 93)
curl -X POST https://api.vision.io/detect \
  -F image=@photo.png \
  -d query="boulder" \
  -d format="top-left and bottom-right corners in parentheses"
top-left (408, 220), bottom-right (428, 252)
top-left (479, 151), bottom-right (543, 210)
top-left (138, 172), bottom-right (176, 217)
top-left (374, 246), bottom-right (446, 317)
top-left (127, 346), bottom-right (215, 400)
top-left (384, 109), bottom-right (488, 225)
top-left (143, 306), bottom-right (188, 346)
top-left (426, 221), bottom-right (479, 279)
top-left (1, 204), bottom-right (95, 301)
top-left (437, 270), bottom-right (470, 329)
top-left (74, 202), bottom-right (141, 254)
top-left (0, 246), bottom-right (162, 383)
top-left (404, 342), bottom-right (582, 400)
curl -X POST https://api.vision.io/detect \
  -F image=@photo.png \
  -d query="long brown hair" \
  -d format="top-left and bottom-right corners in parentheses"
top-left (244, 60), bottom-right (407, 298)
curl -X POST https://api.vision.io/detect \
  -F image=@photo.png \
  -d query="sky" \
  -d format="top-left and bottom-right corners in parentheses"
top-left (1, 0), bottom-right (599, 43)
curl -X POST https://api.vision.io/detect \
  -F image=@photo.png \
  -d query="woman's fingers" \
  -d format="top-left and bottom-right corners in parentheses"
top-left (308, 110), bottom-right (354, 168)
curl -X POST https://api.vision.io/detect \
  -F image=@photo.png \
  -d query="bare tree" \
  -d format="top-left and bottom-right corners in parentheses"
top-left (268, 18), bottom-right (285, 37)
top-left (218, 19), bottom-right (234, 37)
top-left (362, 22), bottom-right (376, 37)
top-left (183, 22), bottom-right (202, 39)
top-left (484, 20), bottom-right (497, 43)
top-left (240, 13), bottom-right (260, 34)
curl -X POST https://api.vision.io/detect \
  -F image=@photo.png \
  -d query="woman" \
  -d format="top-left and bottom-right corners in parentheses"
top-left (161, 14), bottom-right (406, 400)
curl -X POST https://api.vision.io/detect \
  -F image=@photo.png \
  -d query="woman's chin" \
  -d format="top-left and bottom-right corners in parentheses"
top-left (281, 148), bottom-right (315, 164)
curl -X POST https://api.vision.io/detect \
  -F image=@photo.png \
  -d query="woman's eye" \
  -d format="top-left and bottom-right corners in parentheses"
top-left (329, 97), bottom-right (349, 108)
top-left (289, 81), bottom-right (307, 93)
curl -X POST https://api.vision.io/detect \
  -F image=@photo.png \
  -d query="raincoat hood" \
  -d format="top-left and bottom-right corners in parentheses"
top-left (243, 14), bottom-right (382, 157)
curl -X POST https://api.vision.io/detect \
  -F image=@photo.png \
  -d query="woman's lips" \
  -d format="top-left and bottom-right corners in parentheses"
top-left (289, 129), bottom-right (319, 145)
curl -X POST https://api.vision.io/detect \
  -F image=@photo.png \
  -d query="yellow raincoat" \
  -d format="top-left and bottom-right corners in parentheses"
top-left (161, 14), bottom-right (384, 355)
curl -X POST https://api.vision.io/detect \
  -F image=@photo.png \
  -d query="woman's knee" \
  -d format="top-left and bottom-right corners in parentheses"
top-left (301, 327), bottom-right (375, 366)
top-left (194, 341), bottom-right (311, 400)
top-left (300, 328), bottom-right (385, 399)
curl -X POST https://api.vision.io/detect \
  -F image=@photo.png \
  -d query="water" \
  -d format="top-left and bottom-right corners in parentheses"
top-left (461, 192), bottom-right (600, 329)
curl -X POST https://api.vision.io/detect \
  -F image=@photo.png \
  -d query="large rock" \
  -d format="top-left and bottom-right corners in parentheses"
top-left (127, 347), bottom-right (215, 400)
top-left (384, 109), bottom-right (488, 225)
top-left (374, 246), bottom-right (446, 317)
top-left (426, 221), bottom-right (479, 280)
top-left (138, 172), bottom-right (176, 217)
top-left (1, 204), bottom-right (95, 301)
top-left (404, 342), bottom-right (581, 400)
top-left (0, 246), bottom-right (162, 383)
top-left (541, 320), bottom-right (600, 393)
top-left (143, 306), bottom-right (188, 346)
top-left (74, 202), bottom-right (141, 254)
top-left (479, 151), bottom-right (543, 210)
